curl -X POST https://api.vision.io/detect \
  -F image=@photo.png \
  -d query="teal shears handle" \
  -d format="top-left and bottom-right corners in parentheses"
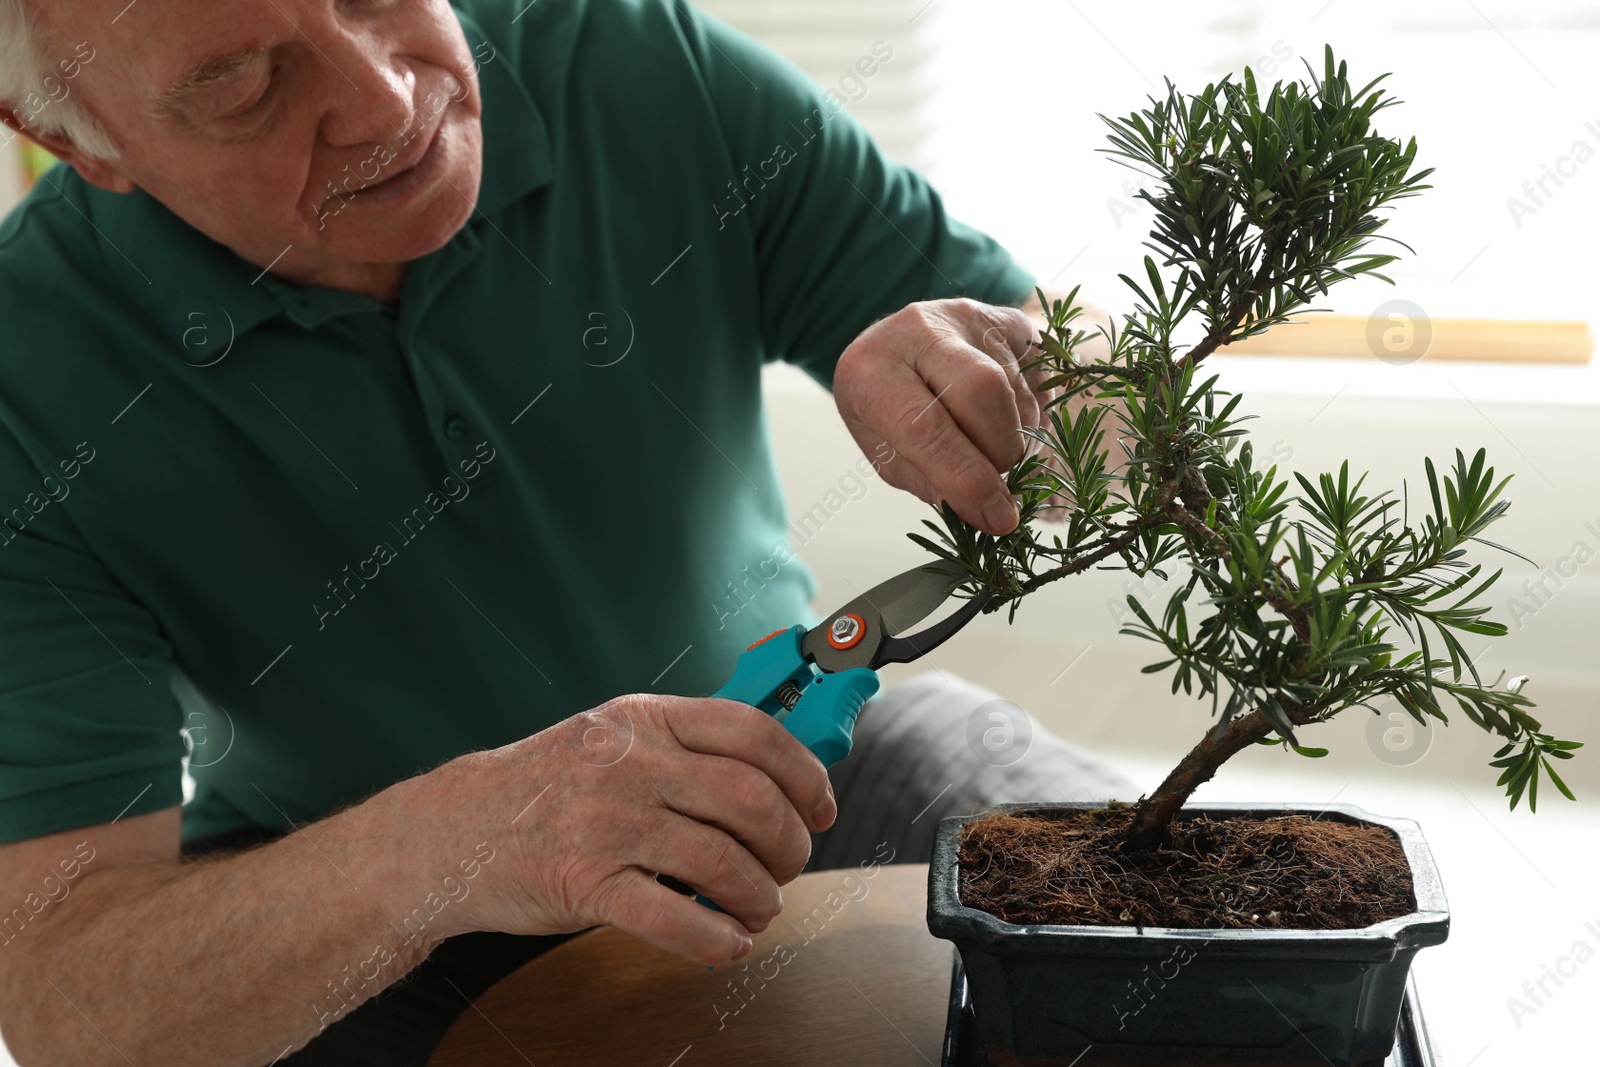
top-left (692, 625), bottom-right (879, 913)
top-left (713, 625), bottom-right (880, 767)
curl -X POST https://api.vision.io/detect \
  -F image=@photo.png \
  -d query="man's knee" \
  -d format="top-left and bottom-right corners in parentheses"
top-left (852, 672), bottom-right (1134, 793)
top-left (808, 672), bottom-right (1136, 871)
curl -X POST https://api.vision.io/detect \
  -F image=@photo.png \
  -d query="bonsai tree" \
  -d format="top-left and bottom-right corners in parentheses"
top-left (911, 47), bottom-right (1580, 852)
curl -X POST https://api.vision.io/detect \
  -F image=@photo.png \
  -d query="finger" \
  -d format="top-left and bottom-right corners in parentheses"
top-left (658, 697), bottom-right (836, 834)
top-left (876, 452), bottom-right (942, 510)
top-left (835, 417), bottom-right (941, 507)
top-left (1020, 340), bottom-right (1063, 416)
top-left (651, 754), bottom-right (813, 888)
top-left (643, 807), bottom-right (784, 931)
top-left (836, 419), bottom-right (946, 510)
top-left (1013, 310), bottom-right (1050, 383)
top-left (967, 303), bottom-right (1045, 426)
top-left (904, 338), bottom-right (1025, 473)
top-left (866, 362), bottom-right (1018, 534)
top-left (593, 867), bottom-right (755, 966)
top-left (1018, 332), bottom-right (1053, 391)
top-left (978, 322), bottom-right (1042, 430)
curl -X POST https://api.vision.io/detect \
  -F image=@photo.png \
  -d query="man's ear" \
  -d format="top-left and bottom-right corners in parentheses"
top-left (1, 108), bottom-right (134, 194)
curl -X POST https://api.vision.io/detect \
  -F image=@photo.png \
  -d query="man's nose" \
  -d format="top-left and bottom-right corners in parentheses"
top-left (316, 32), bottom-right (420, 149)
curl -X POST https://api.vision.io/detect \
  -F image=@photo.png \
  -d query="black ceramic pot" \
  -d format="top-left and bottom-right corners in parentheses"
top-left (926, 802), bottom-right (1449, 1067)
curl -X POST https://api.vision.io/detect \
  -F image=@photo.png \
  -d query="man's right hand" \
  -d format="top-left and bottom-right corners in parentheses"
top-left (0, 693), bottom-right (830, 1066)
top-left (416, 693), bottom-right (838, 965)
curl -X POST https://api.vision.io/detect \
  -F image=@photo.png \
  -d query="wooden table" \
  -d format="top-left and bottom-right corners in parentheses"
top-left (429, 863), bottom-right (955, 1066)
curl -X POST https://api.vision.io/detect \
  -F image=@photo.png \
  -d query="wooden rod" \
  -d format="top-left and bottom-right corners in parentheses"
top-left (1218, 316), bottom-right (1594, 365)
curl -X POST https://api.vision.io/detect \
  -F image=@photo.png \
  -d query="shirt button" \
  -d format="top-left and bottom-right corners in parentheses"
top-left (444, 416), bottom-right (467, 441)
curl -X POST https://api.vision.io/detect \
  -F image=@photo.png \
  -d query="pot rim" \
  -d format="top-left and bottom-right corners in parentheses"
top-left (926, 801), bottom-right (1449, 961)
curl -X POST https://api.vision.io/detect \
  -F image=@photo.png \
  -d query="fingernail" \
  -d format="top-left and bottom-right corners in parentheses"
top-left (983, 491), bottom-right (1018, 533)
top-left (813, 793), bottom-right (836, 828)
top-left (733, 935), bottom-right (753, 960)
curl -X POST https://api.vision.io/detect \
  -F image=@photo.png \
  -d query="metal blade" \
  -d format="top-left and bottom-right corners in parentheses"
top-left (802, 560), bottom-right (990, 673)
top-left (867, 559), bottom-right (969, 637)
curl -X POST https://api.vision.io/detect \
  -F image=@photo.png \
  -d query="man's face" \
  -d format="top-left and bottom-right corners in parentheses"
top-left (40, 0), bottom-right (484, 275)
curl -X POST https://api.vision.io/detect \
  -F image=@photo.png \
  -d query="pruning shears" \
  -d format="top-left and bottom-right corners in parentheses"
top-left (681, 560), bottom-right (990, 918)
top-left (712, 558), bottom-right (993, 768)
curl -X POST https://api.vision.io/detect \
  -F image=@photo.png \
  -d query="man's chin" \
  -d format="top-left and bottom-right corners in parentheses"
top-left (319, 188), bottom-right (479, 266)
top-left (314, 138), bottom-right (483, 261)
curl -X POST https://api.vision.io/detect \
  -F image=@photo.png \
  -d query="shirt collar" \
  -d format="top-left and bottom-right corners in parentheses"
top-left (460, 7), bottom-right (553, 219)
top-left (86, 4), bottom-right (553, 352)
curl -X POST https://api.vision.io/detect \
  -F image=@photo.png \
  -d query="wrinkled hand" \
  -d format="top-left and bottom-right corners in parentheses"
top-left (833, 298), bottom-right (1057, 535)
top-left (426, 694), bottom-right (836, 966)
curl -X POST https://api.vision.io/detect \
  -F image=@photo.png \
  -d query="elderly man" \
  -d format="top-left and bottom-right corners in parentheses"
top-left (0, 0), bottom-right (1132, 1064)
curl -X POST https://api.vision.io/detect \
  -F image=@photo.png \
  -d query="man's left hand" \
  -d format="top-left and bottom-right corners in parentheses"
top-left (833, 297), bottom-right (1054, 536)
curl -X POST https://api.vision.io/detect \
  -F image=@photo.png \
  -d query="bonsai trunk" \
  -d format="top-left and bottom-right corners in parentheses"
top-left (1125, 709), bottom-right (1279, 850)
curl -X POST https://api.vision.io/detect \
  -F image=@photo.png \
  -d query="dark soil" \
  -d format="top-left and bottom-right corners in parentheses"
top-left (958, 805), bottom-right (1415, 930)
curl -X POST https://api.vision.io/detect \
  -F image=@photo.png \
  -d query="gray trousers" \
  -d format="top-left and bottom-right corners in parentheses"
top-left (803, 671), bottom-right (1138, 873)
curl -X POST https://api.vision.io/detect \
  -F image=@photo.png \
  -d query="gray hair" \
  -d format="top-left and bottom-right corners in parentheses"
top-left (0, 0), bottom-right (120, 159)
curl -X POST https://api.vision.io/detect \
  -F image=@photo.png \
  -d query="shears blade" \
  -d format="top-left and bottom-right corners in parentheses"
top-left (801, 560), bottom-right (992, 674)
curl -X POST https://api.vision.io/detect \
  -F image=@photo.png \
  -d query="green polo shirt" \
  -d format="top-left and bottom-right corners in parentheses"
top-left (0, 0), bottom-right (1034, 846)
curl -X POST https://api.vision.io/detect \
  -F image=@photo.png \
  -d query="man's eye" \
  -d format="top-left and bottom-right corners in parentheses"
top-left (220, 69), bottom-right (278, 122)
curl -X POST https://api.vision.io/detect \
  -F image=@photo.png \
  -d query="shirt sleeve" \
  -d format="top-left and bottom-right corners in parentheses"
top-left (674, 2), bottom-right (1038, 389)
top-left (0, 423), bottom-right (183, 845)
